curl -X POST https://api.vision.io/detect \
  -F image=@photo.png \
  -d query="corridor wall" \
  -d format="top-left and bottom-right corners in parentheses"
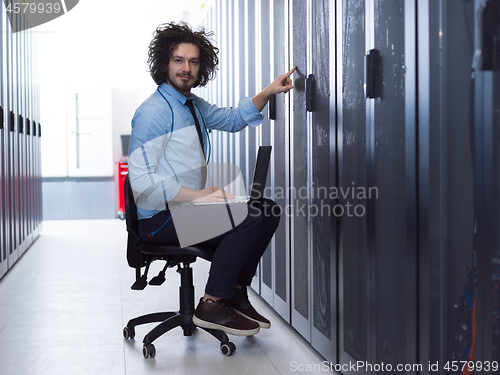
top-left (0, 1), bottom-right (42, 280)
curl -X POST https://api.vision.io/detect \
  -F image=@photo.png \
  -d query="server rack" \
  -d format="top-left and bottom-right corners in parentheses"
top-left (0, 0), bottom-right (42, 281)
top-left (1, 3), bottom-right (6, 278)
top-left (473, 0), bottom-right (500, 365)
top-left (199, 0), bottom-right (498, 369)
top-left (417, 0), bottom-right (486, 369)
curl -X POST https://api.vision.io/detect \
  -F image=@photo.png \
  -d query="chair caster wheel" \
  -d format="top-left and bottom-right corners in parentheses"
top-left (220, 341), bottom-right (236, 356)
top-left (143, 343), bottom-right (156, 358)
top-left (123, 327), bottom-right (135, 339)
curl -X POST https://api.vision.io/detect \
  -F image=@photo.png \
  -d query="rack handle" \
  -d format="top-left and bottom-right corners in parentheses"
top-left (306, 74), bottom-right (315, 112)
top-left (269, 94), bottom-right (276, 120)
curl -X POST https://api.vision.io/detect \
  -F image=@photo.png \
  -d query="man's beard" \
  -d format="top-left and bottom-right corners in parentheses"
top-left (167, 71), bottom-right (195, 94)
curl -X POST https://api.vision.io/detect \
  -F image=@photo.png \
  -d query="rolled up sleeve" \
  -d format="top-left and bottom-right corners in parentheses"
top-left (199, 96), bottom-right (264, 132)
top-left (238, 97), bottom-right (264, 127)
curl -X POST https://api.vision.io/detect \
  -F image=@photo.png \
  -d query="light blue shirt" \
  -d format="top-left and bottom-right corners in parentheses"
top-left (128, 82), bottom-right (264, 220)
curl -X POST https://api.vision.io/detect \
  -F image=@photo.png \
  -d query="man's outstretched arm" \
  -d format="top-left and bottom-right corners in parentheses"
top-left (252, 66), bottom-right (296, 112)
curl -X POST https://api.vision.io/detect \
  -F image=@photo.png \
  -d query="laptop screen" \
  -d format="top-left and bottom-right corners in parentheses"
top-left (249, 146), bottom-right (272, 202)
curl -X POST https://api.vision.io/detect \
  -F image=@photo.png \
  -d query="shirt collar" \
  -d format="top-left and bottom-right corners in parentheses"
top-left (158, 82), bottom-right (193, 105)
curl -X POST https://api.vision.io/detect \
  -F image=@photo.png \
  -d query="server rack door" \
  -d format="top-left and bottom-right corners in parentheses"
top-left (254, 0), bottom-right (263, 152)
top-left (339, 0), bottom-right (418, 370)
top-left (35, 29), bottom-right (40, 233)
top-left (418, 0), bottom-right (478, 368)
top-left (37, 115), bottom-right (42, 230)
top-left (475, 0), bottom-right (500, 365)
top-left (28, 28), bottom-right (32, 238)
top-left (7, 8), bottom-right (17, 268)
top-left (0, 121), bottom-right (4, 279)
top-left (13, 14), bottom-right (21, 258)
top-left (217, 0), bottom-right (223, 175)
top-left (226, 0), bottom-right (233, 167)
top-left (18, 23), bottom-right (22, 252)
top-left (0, 2), bottom-right (5, 279)
top-left (26, 116), bottom-right (32, 246)
top-left (35, 31), bottom-right (41, 231)
top-left (310, 0), bottom-right (336, 362)
top-left (28, 29), bottom-right (34, 242)
top-left (28, 29), bottom-right (34, 240)
top-left (26, 29), bottom-right (32, 245)
top-left (223, 0), bottom-right (229, 173)
top-left (16, 19), bottom-right (22, 252)
top-left (290, 0), bottom-right (310, 339)
top-left (488, 4), bottom-right (500, 362)
top-left (338, 0), bottom-right (370, 372)
top-left (371, 0), bottom-right (418, 370)
top-left (13, 15), bottom-right (21, 260)
top-left (251, 0), bottom-right (260, 293)
top-left (475, 67), bottom-right (500, 367)
top-left (3, 2), bottom-right (11, 265)
top-left (237, 0), bottom-right (248, 198)
top-left (246, 0), bottom-right (258, 196)
top-left (488, 38), bottom-right (500, 366)
top-left (19, 22), bottom-right (26, 255)
top-left (271, 0), bottom-right (291, 321)
top-left (231, 0), bottom-right (240, 221)
top-left (218, 0), bottom-right (225, 170)
top-left (220, 0), bottom-right (228, 166)
top-left (23, 28), bottom-right (30, 249)
top-left (33, 30), bottom-right (40, 232)
top-left (26, 29), bottom-right (33, 244)
top-left (258, 0), bottom-right (274, 303)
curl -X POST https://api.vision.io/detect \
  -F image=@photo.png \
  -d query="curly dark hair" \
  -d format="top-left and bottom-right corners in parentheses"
top-left (148, 22), bottom-right (219, 87)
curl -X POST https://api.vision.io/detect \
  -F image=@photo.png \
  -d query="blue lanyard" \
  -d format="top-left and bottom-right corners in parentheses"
top-left (156, 87), bottom-right (211, 164)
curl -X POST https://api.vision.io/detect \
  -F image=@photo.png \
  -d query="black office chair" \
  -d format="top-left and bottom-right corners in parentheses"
top-left (122, 174), bottom-right (236, 358)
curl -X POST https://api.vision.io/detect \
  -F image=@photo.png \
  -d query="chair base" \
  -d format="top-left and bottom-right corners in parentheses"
top-left (123, 262), bottom-right (236, 357)
top-left (124, 310), bottom-right (231, 344)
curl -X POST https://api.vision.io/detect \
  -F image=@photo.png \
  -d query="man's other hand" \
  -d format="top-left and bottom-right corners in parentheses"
top-left (192, 186), bottom-right (236, 203)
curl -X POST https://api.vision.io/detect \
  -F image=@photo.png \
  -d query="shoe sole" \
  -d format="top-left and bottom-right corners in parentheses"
top-left (192, 315), bottom-right (260, 336)
top-left (234, 310), bottom-right (271, 329)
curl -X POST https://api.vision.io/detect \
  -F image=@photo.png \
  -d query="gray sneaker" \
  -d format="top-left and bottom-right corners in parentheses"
top-left (193, 297), bottom-right (260, 336)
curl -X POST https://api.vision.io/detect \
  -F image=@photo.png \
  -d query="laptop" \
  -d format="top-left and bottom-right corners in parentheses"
top-left (188, 145), bottom-right (272, 205)
top-left (171, 146), bottom-right (272, 246)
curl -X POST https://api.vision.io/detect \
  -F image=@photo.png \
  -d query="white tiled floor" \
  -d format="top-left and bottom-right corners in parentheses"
top-left (0, 220), bottom-right (329, 375)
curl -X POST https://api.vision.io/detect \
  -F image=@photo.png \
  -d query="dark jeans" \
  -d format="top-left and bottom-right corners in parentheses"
top-left (138, 198), bottom-right (281, 299)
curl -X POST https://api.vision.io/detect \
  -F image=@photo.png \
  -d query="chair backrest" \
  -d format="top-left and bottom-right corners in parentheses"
top-left (124, 174), bottom-right (146, 268)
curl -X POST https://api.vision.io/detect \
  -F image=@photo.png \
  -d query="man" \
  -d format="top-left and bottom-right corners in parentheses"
top-left (128, 22), bottom-right (295, 337)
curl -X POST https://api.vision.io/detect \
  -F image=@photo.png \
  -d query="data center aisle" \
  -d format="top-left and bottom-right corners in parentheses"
top-left (0, 220), bottom-right (328, 375)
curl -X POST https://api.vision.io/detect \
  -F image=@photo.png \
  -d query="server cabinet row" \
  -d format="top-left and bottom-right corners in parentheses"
top-left (0, 1), bottom-right (42, 281)
top-left (198, 0), bottom-right (335, 360)
top-left (199, 0), bottom-right (499, 370)
top-left (200, 0), bottom-right (336, 358)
